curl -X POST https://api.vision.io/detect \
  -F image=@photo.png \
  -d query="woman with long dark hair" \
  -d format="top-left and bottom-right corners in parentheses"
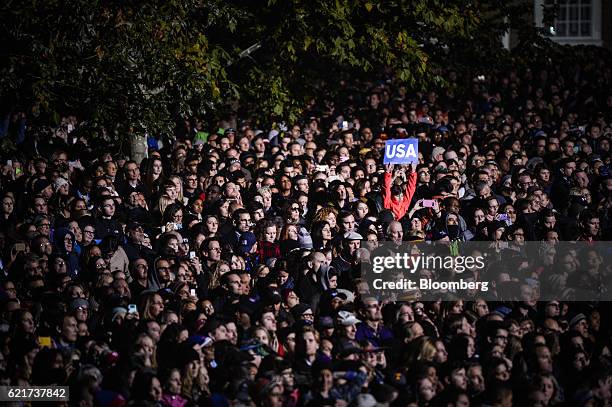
top-left (311, 221), bottom-right (332, 250)
top-left (162, 203), bottom-right (185, 232)
top-left (144, 157), bottom-right (166, 197)
top-left (200, 214), bottom-right (219, 238)
top-left (129, 368), bottom-right (163, 405)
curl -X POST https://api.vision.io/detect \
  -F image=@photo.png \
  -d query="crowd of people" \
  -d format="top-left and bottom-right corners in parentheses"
top-left (0, 54), bottom-right (611, 407)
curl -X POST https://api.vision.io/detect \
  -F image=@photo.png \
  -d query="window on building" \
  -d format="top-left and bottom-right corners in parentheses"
top-left (554, 0), bottom-right (592, 37)
top-left (534, 0), bottom-right (601, 45)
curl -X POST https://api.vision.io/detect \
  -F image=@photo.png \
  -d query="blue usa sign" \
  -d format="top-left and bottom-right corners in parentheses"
top-left (383, 139), bottom-right (419, 164)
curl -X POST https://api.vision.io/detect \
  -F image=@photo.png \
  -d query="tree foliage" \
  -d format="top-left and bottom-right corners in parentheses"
top-left (1, 0), bottom-right (234, 136)
top-left (0, 0), bottom-right (548, 136)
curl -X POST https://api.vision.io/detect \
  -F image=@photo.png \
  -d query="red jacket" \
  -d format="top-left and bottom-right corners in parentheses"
top-left (383, 171), bottom-right (417, 220)
top-left (257, 240), bottom-right (281, 262)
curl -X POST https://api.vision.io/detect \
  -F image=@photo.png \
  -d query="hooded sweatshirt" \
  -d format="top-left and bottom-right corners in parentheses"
top-left (437, 212), bottom-right (474, 241)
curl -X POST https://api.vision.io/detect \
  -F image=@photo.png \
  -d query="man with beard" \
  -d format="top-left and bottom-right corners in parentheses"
top-left (331, 231), bottom-right (362, 289)
top-left (355, 296), bottom-right (394, 347)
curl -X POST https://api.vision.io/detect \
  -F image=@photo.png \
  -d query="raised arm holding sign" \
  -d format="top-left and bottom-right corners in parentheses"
top-left (382, 161), bottom-right (417, 221)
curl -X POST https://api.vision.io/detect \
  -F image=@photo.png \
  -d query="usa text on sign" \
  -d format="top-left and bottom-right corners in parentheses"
top-left (383, 139), bottom-right (419, 164)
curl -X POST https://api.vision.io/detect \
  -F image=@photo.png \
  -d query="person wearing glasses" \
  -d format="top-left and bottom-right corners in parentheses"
top-left (223, 208), bottom-right (252, 251)
top-left (53, 227), bottom-right (81, 278)
top-left (34, 214), bottom-right (52, 238)
top-left (79, 223), bottom-right (97, 248)
top-left (183, 173), bottom-right (201, 200)
top-left (123, 222), bottom-right (155, 262)
top-left (355, 296), bottom-right (393, 347)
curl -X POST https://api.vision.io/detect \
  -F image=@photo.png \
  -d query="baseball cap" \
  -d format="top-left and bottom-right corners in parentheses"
top-left (337, 289), bottom-right (355, 303)
top-left (336, 339), bottom-right (363, 357)
top-left (569, 313), bottom-right (587, 328)
top-left (126, 221), bottom-right (143, 231)
top-left (336, 310), bottom-right (361, 326)
top-left (317, 316), bottom-right (334, 330)
top-left (70, 298), bottom-right (89, 310)
top-left (290, 303), bottom-right (312, 319)
top-left (343, 231), bottom-right (363, 241)
top-left (226, 158), bottom-right (241, 167)
top-left (238, 232), bottom-right (257, 254)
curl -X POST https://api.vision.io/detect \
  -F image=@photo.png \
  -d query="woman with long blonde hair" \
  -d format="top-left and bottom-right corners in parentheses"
top-left (155, 195), bottom-right (174, 225)
top-left (139, 292), bottom-right (165, 321)
top-left (208, 260), bottom-right (230, 291)
top-left (134, 333), bottom-right (157, 368)
top-left (169, 175), bottom-right (186, 205)
top-left (404, 336), bottom-right (438, 368)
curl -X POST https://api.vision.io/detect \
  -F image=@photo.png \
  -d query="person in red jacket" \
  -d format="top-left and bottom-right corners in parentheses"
top-left (383, 163), bottom-right (417, 221)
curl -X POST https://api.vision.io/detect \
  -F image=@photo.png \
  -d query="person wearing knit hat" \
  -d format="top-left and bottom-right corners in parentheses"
top-left (54, 177), bottom-right (70, 194)
top-left (69, 297), bottom-right (88, 309)
top-left (237, 231), bottom-right (257, 255)
top-left (354, 393), bottom-right (377, 407)
top-left (317, 316), bottom-right (335, 331)
top-left (110, 307), bottom-right (127, 324)
top-left (297, 230), bottom-right (313, 249)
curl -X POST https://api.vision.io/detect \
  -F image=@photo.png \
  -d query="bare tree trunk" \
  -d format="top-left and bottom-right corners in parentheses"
top-left (130, 133), bottom-right (148, 165)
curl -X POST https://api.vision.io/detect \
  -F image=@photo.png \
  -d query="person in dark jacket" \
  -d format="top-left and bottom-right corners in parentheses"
top-left (53, 227), bottom-right (81, 278)
top-left (95, 196), bottom-right (123, 240)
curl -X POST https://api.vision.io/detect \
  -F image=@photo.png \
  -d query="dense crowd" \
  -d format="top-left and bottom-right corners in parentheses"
top-left (0, 57), bottom-right (611, 407)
